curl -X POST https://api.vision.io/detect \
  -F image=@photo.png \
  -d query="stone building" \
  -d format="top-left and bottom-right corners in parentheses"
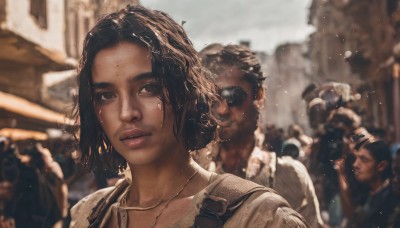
top-left (308, 0), bottom-right (400, 142)
top-left (0, 0), bottom-right (74, 141)
top-left (65, 0), bottom-right (139, 60)
top-left (259, 42), bottom-right (312, 134)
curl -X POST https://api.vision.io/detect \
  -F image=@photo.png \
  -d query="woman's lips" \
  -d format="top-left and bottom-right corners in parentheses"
top-left (119, 129), bottom-right (151, 149)
top-left (121, 134), bottom-right (150, 149)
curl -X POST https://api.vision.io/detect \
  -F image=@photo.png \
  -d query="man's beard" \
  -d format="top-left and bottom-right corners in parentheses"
top-left (217, 108), bottom-right (260, 142)
top-left (218, 121), bottom-right (258, 143)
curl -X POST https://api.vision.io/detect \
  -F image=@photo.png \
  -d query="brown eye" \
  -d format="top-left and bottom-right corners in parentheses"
top-left (94, 92), bottom-right (116, 103)
top-left (139, 83), bottom-right (161, 96)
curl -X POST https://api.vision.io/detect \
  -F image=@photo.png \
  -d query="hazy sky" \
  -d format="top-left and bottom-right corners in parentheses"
top-left (140, 0), bottom-right (314, 54)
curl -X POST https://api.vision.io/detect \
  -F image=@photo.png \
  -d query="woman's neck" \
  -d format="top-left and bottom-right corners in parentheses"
top-left (127, 152), bottom-right (196, 206)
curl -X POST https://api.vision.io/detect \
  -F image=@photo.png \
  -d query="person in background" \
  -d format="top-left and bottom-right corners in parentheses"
top-left (336, 137), bottom-right (398, 227)
top-left (287, 124), bottom-right (313, 157)
top-left (35, 143), bottom-right (69, 227)
top-left (263, 124), bottom-right (286, 153)
top-left (0, 138), bottom-right (64, 228)
top-left (388, 148), bottom-right (400, 227)
top-left (393, 148), bottom-right (400, 197)
top-left (308, 106), bottom-right (367, 227)
top-left (195, 43), bottom-right (322, 227)
top-left (281, 137), bottom-right (302, 159)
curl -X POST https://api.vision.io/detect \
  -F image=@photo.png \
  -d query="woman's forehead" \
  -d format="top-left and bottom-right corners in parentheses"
top-left (93, 42), bottom-right (150, 65)
top-left (91, 42), bottom-right (152, 82)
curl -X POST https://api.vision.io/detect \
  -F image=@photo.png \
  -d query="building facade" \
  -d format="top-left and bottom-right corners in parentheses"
top-left (308, 0), bottom-right (400, 142)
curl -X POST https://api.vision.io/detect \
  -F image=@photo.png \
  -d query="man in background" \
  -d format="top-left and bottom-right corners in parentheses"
top-left (194, 44), bottom-right (323, 227)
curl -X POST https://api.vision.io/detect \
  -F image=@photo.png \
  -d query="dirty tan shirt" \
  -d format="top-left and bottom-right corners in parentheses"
top-left (70, 175), bottom-right (309, 228)
top-left (193, 139), bottom-right (323, 228)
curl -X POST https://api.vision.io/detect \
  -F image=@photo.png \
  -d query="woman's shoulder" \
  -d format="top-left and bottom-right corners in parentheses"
top-left (224, 190), bottom-right (309, 227)
top-left (70, 186), bottom-right (115, 227)
top-left (202, 174), bottom-right (309, 227)
top-left (70, 179), bottom-right (129, 227)
top-left (71, 186), bottom-right (115, 211)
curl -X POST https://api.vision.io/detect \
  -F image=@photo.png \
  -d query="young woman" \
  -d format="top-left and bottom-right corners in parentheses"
top-left (70, 5), bottom-right (308, 227)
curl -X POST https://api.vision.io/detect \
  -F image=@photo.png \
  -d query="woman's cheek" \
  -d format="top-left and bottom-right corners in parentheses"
top-left (97, 108), bottom-right (104, 125)
top-left (150, 97), bottom-right (164, 127)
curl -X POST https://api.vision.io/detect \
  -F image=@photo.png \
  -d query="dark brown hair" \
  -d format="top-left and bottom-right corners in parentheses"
top-left (73, 5), bottom-right (217, 172)
top-left (355, 137), bottom-right (392, 180)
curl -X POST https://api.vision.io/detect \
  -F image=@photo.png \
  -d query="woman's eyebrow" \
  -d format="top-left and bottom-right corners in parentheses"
top-left (129, 72), bottom-right (154, 83)
top-left (93, 82), bottom-right (112, 89)
top-left (92, 72), bottom-right (154, 89)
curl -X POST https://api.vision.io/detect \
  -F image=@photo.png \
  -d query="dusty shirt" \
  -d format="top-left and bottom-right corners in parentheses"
top-left (193, 140), bottom-right (323, 228)
top-left (70, 175), bottom-right (309, 228)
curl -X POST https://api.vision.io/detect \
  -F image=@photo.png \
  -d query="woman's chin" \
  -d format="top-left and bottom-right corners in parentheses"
top-left (123, 152), bottom-right (161, 167)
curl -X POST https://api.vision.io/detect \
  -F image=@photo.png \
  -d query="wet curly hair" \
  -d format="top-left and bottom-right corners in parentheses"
top-left (73, 5), bottom-right (217, 172)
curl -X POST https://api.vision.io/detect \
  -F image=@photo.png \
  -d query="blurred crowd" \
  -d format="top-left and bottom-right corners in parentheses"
top-left (262, 82), bottom-right (400, 227)
top-left (0, 138), bottom-right (120, 228)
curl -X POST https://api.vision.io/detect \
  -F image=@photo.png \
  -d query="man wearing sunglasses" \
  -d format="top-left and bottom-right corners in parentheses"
top-left (195, 44), bottom-right (323, 228)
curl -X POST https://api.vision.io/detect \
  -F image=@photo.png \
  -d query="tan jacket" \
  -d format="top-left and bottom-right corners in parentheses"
top-left (70, 174), bottom-right (309, 228)
top-left (194, 139), bottom-right (323, 228)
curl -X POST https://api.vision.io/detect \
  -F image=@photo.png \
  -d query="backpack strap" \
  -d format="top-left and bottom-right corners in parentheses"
top-left (194, 174), bottom-right (273, 228)
top-left (87, 179), bottom-right (130, 228)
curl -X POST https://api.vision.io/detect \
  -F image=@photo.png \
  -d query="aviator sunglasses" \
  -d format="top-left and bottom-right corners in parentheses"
top-left (218, 86), bottom-right (248, 107)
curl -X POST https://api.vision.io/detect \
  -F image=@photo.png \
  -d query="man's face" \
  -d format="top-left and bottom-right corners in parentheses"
top-left (212, 66), bottom-right (261, 141)
top-left (353, 148), bottom-right (380, 184)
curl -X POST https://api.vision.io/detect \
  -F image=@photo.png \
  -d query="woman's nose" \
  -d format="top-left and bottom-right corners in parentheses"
top-left (119, 96), bottom-right (142, 122)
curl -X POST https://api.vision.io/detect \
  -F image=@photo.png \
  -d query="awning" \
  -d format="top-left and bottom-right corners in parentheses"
top-left (0, 128), bottom-right (48, 141)
top-left (0, 90), bottom-right (74, 125)
top-left (0, 30), bottom-right (76, 70)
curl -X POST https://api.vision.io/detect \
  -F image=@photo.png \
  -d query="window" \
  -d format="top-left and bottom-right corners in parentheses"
top-left (30, 0), bottom-right (47, 29)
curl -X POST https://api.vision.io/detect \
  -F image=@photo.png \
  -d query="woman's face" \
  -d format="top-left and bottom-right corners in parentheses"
top-left (91, 41), bottom-right (183, 166)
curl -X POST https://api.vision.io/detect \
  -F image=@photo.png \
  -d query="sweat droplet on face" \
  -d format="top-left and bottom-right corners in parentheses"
top-left (98, 110), bottom-right (104, 124)
top-left (155, 98), bottom-right (164, 127)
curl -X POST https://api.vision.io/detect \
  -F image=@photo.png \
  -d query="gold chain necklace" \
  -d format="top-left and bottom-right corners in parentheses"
top-left (151, 169), bottom-right (199, 227)
top-left (119, 169), bottom-right (199, 226)
top-left (120, 192), bottom-right (164, 211)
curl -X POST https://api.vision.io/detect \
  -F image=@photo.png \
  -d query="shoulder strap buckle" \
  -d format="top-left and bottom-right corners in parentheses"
top-left (194, 174), bottom-right (269, 228)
